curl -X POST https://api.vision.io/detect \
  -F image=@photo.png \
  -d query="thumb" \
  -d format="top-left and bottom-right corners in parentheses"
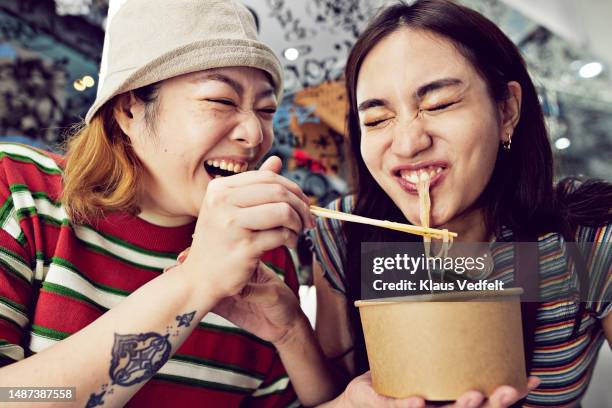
top-left (258, 156), bottom-right (282, 174)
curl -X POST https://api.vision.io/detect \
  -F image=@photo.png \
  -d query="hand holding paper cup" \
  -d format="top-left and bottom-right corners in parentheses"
top-left (336, 369), bottom-right (539, 408)
top-left (354, 289), bottom-right (528, 402)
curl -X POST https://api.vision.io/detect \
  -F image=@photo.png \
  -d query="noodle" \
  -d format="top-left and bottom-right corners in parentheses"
top-left (416, 172), bottom-right (453, 291)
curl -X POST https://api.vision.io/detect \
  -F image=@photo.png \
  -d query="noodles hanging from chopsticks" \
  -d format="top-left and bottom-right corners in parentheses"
top-left (417, 173), bottom-right (432, 253)
top-left (417, 172), bottom-right (453, 290)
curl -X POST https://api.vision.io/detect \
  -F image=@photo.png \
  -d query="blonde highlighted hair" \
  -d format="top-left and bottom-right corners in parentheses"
top-left (62, 99), bottom-right (144, 224)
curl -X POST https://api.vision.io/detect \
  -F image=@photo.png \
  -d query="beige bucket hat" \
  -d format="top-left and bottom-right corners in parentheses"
top-left (85, 0), bottom-right (283, 124)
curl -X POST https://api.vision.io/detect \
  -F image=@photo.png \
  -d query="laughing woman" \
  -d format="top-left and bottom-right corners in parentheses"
top-left (312, 1), bottom-right (612, 407)
top-left (0, 1), bottom-right (342, 406)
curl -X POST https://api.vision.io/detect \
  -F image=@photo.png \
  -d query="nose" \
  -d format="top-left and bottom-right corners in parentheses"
top-left (390, 114), bottom-right (432, 158)
top-left (231, 111), bottom-right (264, 147)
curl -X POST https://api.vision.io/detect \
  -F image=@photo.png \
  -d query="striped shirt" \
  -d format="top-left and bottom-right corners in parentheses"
top-left (312, 195), bottom-right (611, 408)
top-left (0, 143), bottom-right (299, 407)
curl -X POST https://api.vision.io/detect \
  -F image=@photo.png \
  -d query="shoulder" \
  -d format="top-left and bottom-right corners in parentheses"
top-left (554, 176), bottom-right (611, 239)
top-left (308, 196), bottom-right (354, 294)
top-left (317, 195), bottom-right (355, 234)
top-left (327, 195), bottom-right (355, 213)
top-left (0, 143), bottom-right (64, 202)
top-left (311, 195), bottom-right (355, 252)
top-left (0, 143), bottom-right (64, 172)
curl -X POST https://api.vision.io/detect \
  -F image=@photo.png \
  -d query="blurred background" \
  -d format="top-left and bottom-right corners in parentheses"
top-left (0, 0), bottom-right (610, 405)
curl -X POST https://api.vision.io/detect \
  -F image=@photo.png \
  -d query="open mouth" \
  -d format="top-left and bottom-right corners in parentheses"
top-left (204, 159), bottom-right (249, 178)
top-left (393, 164), bottom-right (448, 193)
top-left (396, 165), bottom-right (445, 183)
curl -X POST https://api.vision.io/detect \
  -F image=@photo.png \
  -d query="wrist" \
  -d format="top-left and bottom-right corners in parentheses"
top-left (167, 262), bottom-right (226, 307)
top-left (273, 312), bottom-right (313, 349)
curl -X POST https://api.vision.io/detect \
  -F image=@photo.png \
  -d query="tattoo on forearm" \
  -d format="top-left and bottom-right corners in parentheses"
top-left (176, 311), bottom-right (196, 327)
top-left (109, 332), bottom-right (172, 385)
top-left (85, 389), bottom-right (105, 407)
top-left (84, 310), bottom-right (196, 407)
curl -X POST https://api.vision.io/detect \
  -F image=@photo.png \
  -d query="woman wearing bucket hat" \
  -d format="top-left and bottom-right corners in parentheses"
top-left (0, 0), bottom-right (357, 406)
top-left (311, 1), bottom-right (611, 408)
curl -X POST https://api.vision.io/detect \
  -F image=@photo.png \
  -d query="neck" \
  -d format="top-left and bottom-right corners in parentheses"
top-left (137, 208), bottom-right (194, 227)
top-left (138, 191), bottom-right (195, 227)
top-left (137, 180), bottom-right (196, 227)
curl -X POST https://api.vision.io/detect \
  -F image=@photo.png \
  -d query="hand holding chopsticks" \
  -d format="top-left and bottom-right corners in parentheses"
top-left (310, 206), bottom-right (458, 240)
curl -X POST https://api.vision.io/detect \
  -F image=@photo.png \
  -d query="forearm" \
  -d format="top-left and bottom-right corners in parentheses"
top-left (275, 314), bottom-right (344, 406)
top-left (0, 264), bottom-right (218, 407)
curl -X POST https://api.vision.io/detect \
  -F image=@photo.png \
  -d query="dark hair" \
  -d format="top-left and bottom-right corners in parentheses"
top-left (342, 0), bottom-right (612, 373)
top-left (132, 82), bottom-right (161, 133)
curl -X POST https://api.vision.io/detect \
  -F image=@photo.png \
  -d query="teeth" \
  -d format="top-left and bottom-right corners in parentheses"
top-left (399, 166), bottom-right (444, 183)
top-left (206, 159), bottom-right (248, 174)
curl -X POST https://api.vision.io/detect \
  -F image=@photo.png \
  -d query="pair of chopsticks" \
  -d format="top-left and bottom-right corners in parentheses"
top-left (310, 206), bottom-right (458, 240)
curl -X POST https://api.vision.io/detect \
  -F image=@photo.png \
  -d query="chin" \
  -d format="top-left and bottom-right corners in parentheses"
top-left (396, 205), bottom-right (420, 226)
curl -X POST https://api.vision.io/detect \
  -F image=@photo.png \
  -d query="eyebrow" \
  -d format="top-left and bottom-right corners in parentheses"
top-left (194, 72), bottom-right (276, 101)
top-left (416, 77), bottom-right (463, 100)
top-left (256, 88), bottom-right (276, 100)
top-left (357, 77), bottom-right (463, 112)
top-left (357, 98), bottom-right (386, 112)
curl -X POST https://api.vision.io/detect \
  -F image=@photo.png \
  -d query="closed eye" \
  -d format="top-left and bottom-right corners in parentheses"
top-left (258, 108), bottom-right (277, 115)
top-left (207, 99), bottom-right (237, 107)
top-left (364, 118), bottom-right (388, 127)
top-left (427, 101), bottom-right (456, 112)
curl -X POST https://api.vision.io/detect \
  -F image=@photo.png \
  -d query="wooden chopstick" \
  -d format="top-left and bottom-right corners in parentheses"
top-left (310, 206), bottom-right (458, 239)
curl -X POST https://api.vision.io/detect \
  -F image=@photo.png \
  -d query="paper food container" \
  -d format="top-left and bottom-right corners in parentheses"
top-left (355, 288), bottom-right (526, 401)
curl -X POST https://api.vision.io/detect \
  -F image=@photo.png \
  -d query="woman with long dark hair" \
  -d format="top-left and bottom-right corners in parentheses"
top-left (312, 0), bottom-right (612, 407)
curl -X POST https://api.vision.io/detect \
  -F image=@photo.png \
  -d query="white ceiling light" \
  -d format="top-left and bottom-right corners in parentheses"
top-left (73, 80), bottom-right (86, 92)
top-left (55, 0), bottom-right (92, 15)
top-left (283, 48), bottom-right (299, 61)
top-left (82, 75), bottom-right (95, 88)
top-left (554, 137), bottom-right (571, 150)
top-left (578, 62), bottom-right (603, 78)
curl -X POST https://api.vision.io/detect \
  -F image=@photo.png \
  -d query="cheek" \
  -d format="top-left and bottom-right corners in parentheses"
top-left (443, 121), bottom-right (499, 202)
top-left (360, 134), bottom-right (386, 170)
top-left (463, 121), bottom-right (499, 172)
top-left (262, 123), bottom-right (274, 150)
top-left (445, 113), bottom-right (499, 162)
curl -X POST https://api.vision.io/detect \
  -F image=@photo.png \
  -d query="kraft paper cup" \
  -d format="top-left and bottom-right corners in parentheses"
top-left (355, 288), bottom-right (526, 401)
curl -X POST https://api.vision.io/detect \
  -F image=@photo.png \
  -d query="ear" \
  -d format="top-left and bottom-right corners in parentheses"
top-left (113, 92), bottom-right (145, 136)
top-left (498, 81), bottom-right (522, 142)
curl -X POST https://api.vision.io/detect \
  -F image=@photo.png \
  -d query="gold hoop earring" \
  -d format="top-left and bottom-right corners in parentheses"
top-left (502, 132), bottom-right (512, 150)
